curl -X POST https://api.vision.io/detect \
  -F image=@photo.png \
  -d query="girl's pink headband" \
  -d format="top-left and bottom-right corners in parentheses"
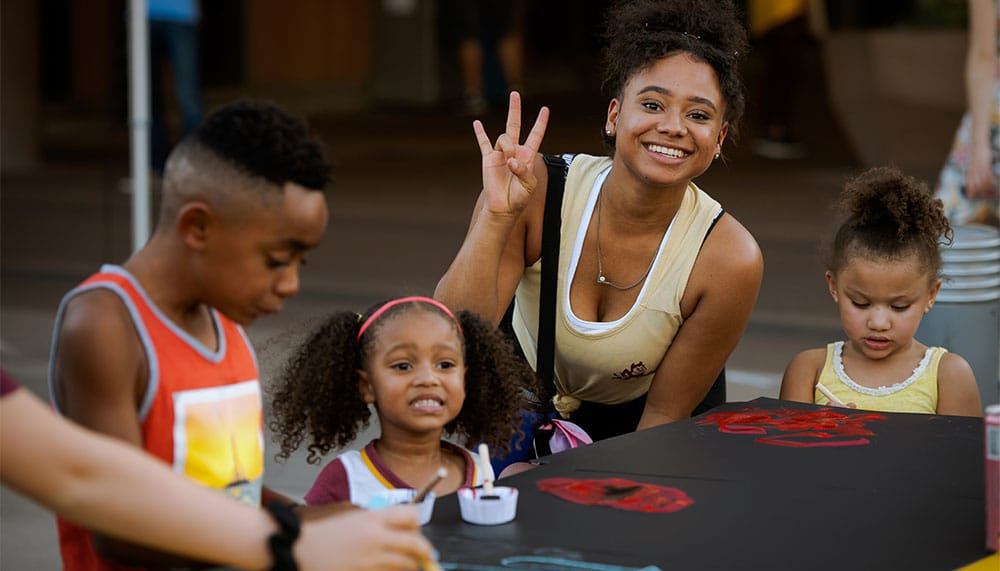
top-left (356, 296), bottom-right (461, 341)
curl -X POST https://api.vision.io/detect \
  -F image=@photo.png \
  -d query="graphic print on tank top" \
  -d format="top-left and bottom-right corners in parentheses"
top-left (173, 380), bottom-right (264, 505)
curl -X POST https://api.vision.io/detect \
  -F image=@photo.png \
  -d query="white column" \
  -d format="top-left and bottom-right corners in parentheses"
top-left (128, 0), bottom-right (151, 251)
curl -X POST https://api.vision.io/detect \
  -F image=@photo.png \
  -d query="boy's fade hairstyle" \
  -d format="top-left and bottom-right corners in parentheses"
top-left (268, 298), bottom-right (537, 464)
top-left (168, 98), bottom-right (332, 191)
top-left (828, 166), bottom-right (953, 286)
top-left (600, 0), bottom-right (749, 153)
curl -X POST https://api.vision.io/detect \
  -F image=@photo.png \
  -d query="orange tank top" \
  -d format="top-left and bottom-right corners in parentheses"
top-left (50, 265), bottom-right (264, 571)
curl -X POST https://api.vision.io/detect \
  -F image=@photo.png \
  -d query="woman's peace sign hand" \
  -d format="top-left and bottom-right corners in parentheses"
top-left (473, 91), bottom-right (549, 216)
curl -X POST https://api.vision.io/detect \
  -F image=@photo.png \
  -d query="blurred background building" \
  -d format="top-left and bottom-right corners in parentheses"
top-left (2, 0), bottom-right (970, 174)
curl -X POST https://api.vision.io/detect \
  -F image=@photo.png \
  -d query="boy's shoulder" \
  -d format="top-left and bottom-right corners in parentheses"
top-left (55, 266), bottom-right (149, 338)
top-left (50, 269), bottom-right (150, 415)
top-left (57, 285), bottom-right (137, 342)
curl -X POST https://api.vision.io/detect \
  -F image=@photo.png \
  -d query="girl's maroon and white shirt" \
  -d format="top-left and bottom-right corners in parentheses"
top-left (305, 439), bottom-right (483, 507)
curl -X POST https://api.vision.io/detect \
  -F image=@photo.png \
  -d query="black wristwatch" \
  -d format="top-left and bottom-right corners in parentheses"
top-left (264, 502), bottom-right (301, 571)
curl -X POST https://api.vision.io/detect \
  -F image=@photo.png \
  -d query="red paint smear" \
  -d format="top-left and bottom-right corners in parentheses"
top-left (536, 477), bottom-right (693, 513)
top-left (697, 408), bottom-right (886, 448)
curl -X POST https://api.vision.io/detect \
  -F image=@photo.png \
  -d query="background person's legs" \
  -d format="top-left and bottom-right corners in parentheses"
top-left (750, 7), bottom-right (811, 160)
top-left (148, 19), bottom-right (202, 174)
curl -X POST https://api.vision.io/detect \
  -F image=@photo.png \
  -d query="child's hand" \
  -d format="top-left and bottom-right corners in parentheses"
top-left (814, 382), bottom-right (856, 409)
top-left (473, 91), bottom-right (549, 217)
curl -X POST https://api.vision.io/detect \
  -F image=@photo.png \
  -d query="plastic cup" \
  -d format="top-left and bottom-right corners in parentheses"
top-left (457, 486), bottom-right (518, 525)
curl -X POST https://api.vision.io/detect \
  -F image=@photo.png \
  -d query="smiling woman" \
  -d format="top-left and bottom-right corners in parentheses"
top-left (434, 0), bottom-right (764, 472)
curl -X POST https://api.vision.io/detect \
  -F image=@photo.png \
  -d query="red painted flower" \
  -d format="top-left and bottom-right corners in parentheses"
top-left (536, 477), bottom-right (693, 513)
top-left (697, 408), bottom-right (886, 448)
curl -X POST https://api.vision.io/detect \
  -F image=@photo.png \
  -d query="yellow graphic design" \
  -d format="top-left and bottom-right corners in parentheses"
top-left (173, 381), bottom-right (263, 506)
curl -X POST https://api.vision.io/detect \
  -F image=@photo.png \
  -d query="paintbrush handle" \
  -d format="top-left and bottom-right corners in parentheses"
top-left (816, 382), bottom-right (847, 407)
top-left (476, 443), bottom-right (499, 497)
top-left (413, 467), bottom-right (447, 504)
top-left (477, 443), bottom-right (495, 482)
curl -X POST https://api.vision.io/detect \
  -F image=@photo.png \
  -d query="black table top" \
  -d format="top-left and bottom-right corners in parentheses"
top-left (424, 398), bottom-right (990, 571)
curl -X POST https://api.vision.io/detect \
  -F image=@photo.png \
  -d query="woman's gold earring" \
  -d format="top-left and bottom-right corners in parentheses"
top-left (714, 153), bottom-right (720, 160)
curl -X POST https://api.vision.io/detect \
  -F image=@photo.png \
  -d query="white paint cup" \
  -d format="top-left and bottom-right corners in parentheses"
top-left (457, 486), bottom-right (518, 525)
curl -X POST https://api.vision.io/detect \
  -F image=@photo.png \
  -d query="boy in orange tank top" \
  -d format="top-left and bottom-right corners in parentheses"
top-left (46, 99), bottom-right (426, 570)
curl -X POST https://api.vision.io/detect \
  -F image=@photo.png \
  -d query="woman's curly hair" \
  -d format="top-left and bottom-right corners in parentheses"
top-left (268, 299), bottom-right (537, 464)
top-left (600, 0), bottom-right (749, 152)
top-left (828, 166), bottom-right (953, 285)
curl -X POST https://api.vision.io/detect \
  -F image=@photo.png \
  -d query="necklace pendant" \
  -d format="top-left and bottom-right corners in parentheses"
top-left (597, 275), bottom-right (606, 284)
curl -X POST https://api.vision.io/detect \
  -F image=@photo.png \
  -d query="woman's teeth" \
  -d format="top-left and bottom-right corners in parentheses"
top-left (647, 144), bottom-right (688, 158)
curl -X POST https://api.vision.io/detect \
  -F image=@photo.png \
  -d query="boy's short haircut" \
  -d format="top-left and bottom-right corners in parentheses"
top-left (175, 98), bottom-right (333, 191)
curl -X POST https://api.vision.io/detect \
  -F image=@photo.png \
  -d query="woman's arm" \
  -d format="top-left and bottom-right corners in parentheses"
top-left (435, 182), bottom-right (540, 324)
top-left (0, 388), bottom-right (433, 571)
top-left (637, 216), bottom-right (764, 428)
top-left (963, 0), bottom-right (997, 198)
top-left (936, 351), bottom-right (983, 417)
top-left (435, 92), bottom-right (550, 323)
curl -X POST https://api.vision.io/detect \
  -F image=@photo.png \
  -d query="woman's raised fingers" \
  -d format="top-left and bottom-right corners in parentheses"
top-left (472, 120), bottom-right (494, 157)
top-left (507, 157), bottom-right (536, 188)
top-left (495, 133), bottom-right (516, 157)
top-left (523, 106), bottom-right (550, 154)
top-left (505, 91), bottom-right (522, 144)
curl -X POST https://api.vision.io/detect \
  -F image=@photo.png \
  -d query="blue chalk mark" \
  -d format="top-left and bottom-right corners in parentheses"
top-left (440, 556), bottom-right (662, 571)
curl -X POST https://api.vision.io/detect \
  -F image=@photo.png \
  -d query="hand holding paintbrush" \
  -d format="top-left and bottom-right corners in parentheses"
top-left (407, 468), bottom-right (446, 571)
top-left (816, 382), bottom-right (855, 408)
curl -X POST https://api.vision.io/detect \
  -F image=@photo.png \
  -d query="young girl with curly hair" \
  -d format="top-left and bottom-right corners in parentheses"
top-left (269, 296), bottom-right (536, 506)
top-left (780, 167), bottom-right (982, 416)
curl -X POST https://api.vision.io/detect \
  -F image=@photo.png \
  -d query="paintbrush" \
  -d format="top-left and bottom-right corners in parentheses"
top-left (477, 443), bottom-right (499, 499)
top-left (815, 382), bottom-right (847, 407)
top-left (412, 467), bottom-right (447, 504)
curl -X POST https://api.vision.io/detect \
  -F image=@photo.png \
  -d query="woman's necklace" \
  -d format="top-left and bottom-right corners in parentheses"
top-left (594, 188), bottom-right (665, 291)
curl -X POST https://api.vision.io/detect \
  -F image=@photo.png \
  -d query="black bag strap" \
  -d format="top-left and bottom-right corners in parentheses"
top-left (535, 154), bottom-right (569, 409)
